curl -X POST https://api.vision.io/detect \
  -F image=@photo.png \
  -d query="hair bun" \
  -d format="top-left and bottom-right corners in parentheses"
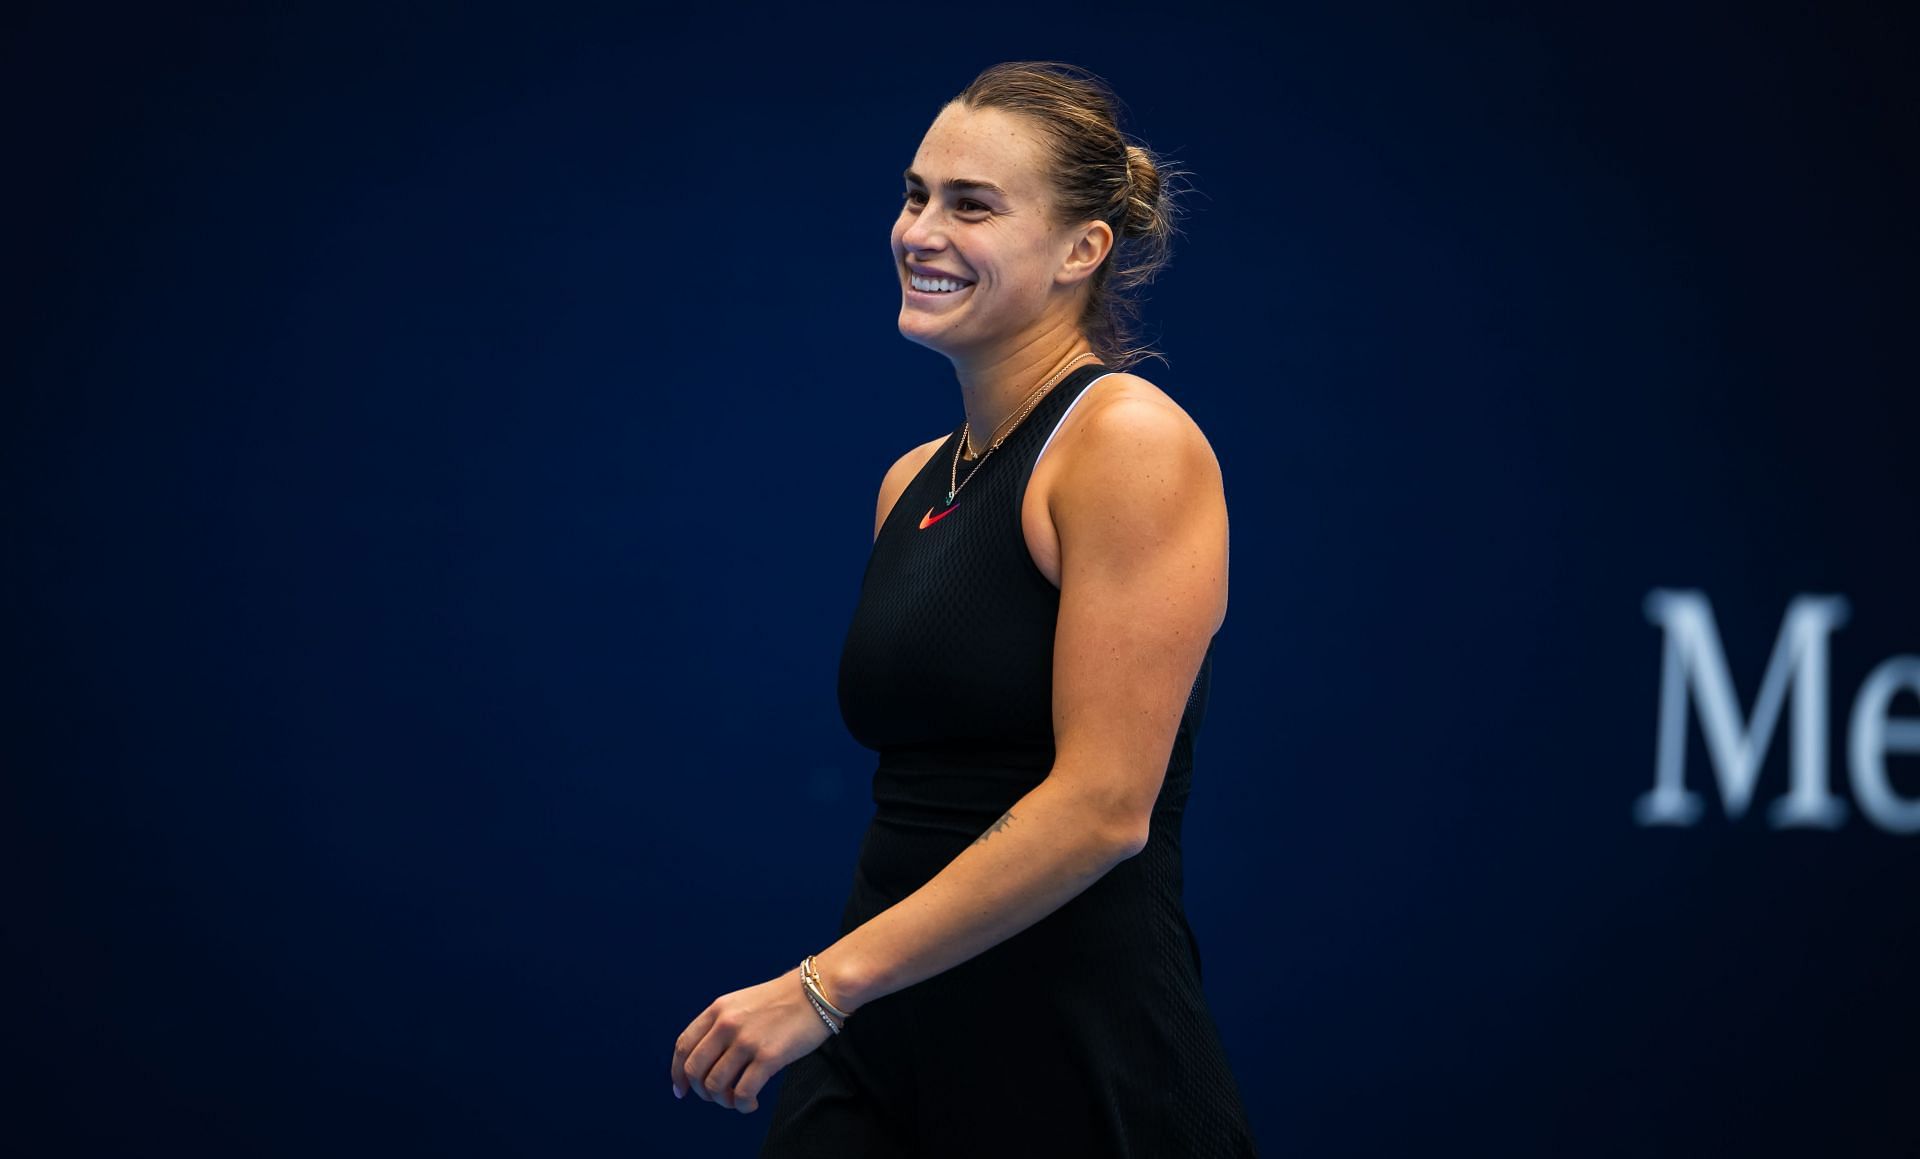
top-left (1111, 141), bottom-right (1180, 298)
top-left (1121, 144), bottom-right (1163, 239)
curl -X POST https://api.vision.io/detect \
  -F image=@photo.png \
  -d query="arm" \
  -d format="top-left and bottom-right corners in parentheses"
top-left (814, 386), bottom-right (1230, 1013)
top-left (670, 390), bottom-right (1228, 1113)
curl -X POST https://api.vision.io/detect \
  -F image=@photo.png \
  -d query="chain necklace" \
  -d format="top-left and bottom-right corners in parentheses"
top-left (945, 351), bottom-right (1099, 507)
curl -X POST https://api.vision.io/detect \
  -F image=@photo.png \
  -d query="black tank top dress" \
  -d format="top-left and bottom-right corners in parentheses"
top-left (758, 363), bottom-right (1259, 1158)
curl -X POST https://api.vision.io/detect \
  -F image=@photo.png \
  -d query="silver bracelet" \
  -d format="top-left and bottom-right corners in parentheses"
top-left (804, 990), bottom-right (842, 1035)
top-left (800, 954), bottom-right (852, 1021)
top-left (798, 958), bottom-right (842, 1034)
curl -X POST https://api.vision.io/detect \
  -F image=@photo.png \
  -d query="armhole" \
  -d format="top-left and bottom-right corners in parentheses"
top-left (1013, 371), bottom-right (1119, 591)
top-left (877, 429), bottom-right (961, 541)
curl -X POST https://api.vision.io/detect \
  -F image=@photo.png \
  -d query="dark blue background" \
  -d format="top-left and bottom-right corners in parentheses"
top-left (8, 2), bottom-right (1917, 1155)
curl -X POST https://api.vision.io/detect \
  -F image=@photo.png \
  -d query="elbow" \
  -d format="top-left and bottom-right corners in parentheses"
top-left (1046, 773), bottom-right (1153, 861)
top-left (1108, 815), bottom-right (1151, 861)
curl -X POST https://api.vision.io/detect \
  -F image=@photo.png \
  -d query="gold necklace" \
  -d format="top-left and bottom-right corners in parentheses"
top-left (945, 351), bottom-right (1099, 507)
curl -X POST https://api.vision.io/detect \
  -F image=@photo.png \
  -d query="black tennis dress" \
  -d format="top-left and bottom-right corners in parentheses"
top-left (759, 363), bottom-right (1258, 1158)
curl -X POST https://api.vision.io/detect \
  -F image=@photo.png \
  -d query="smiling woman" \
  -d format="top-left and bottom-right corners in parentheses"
top-left (670, 61), bottom-right (1257, 1157)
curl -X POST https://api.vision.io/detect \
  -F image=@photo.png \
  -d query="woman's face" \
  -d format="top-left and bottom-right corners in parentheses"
top-left (892, 102), bottom-right (1083, 358)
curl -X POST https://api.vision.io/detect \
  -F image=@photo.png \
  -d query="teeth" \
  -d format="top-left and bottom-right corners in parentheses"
top-left (910, 274), bottom-right (970, 293)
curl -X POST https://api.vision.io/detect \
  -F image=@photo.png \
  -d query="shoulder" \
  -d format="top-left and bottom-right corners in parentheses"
top-left (873, 432), bottom-right (951, 540)
top-left (1047, 370), bottom-right (1230, 632)
top-left (1051, 372), bottom-right (1222, 508)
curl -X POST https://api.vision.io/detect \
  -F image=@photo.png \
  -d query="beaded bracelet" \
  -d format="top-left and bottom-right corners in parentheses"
top-left (802, 988), bottom-right (841, 1034)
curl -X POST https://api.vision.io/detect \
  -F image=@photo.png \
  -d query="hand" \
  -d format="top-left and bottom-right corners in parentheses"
top-left (671, 966), bottom-right (835, 1113)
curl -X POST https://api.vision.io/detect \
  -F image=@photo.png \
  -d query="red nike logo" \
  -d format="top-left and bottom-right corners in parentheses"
top-left (919, 504), bottom-right (959, 529)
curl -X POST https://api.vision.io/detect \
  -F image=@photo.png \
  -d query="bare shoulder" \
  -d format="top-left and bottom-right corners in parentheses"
top-left (873, 432), bottom-right (950, 541)
top-left (1048, 371), bottom-right (1223, 499)
top-left (1045, 371), bottom-right (1228, 632)
top-left (1018, 372), bottom-right (1227, 599)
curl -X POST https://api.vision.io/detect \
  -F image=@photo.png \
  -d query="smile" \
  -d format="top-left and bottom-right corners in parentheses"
top-left (908, 273), bottom-right (974, 294)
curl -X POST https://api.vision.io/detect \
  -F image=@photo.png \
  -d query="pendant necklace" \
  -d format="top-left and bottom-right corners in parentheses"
top-left (945, 351), bottom-right (1099, 507)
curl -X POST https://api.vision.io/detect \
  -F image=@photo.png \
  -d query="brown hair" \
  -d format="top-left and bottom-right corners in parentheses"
top-left (952, 60), bottom-right (1187, 371)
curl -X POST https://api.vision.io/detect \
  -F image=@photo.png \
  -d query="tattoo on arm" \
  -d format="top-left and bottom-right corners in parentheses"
top-left (973, 809), bottom-right (1016, 845)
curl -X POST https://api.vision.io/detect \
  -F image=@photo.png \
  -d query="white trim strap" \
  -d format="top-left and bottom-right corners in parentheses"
top-left (1034, 372), bottom-right (1117, 469)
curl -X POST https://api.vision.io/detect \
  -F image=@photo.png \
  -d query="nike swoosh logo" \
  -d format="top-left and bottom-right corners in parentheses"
top-left (919, 504), bottom-right (959, 529)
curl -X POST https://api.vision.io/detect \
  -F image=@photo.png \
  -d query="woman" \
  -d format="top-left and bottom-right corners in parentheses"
top-left (672, 61), bottom-right (1256, 1157)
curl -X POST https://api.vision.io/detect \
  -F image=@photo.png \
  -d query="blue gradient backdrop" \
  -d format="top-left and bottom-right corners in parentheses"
top-left (7, 3), bottom-right (1917, 1155)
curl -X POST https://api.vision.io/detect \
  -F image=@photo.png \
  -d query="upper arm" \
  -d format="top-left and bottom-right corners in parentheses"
top-left (1045, 391), bottom-right (1229, 852)
top-left (874, 435), bottom-right (948, 542)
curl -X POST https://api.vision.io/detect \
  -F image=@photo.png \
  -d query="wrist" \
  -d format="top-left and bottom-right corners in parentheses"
top-left (811, 946), bottom-right (878, 1016)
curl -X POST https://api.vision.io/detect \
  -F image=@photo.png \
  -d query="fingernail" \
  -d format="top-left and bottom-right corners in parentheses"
top-left (672, 1084), bottom-right (683, 1100)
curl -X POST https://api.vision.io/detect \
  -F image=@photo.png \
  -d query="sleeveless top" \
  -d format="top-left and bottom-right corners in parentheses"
top-left (838, 362), bottom-right (1211, 856)
top-left (779, 360), bottom-right (1255, 1157)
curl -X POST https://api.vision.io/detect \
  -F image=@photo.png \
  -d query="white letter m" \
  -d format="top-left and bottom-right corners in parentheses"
top-left (1635, 590), bottom-right (1850, 828)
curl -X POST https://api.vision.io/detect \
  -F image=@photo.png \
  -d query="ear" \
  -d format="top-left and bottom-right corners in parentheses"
top-left (1053, 219), bottom-right (1115, 288)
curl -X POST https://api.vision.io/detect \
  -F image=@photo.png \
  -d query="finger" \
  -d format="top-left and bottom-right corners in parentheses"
top-left (733, 1057), bottom-right (777, 1115)
top-left (684, 1012), bottom-right (742, 1104)
top-left (671, 1007), bottom-right (719, 1100)
top-left (703, 1038), bottom-right (754, 1111)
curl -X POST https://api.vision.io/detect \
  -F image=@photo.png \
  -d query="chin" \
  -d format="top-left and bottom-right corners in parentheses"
top-left (897, 310), bottom-right (955, 354)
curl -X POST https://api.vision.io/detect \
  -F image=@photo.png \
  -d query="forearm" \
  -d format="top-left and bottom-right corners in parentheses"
top-left (811, 775), bottom-right (1143, 1014)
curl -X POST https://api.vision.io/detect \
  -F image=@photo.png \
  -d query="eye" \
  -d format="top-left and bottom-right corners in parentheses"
top-left (957, 199), bottom-right (990, 214)
top-left (903, 188), bottom-right (928, 208)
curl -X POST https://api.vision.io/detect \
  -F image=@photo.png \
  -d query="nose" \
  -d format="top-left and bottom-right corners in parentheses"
top-left (898, 201), bottom-right (946, 255)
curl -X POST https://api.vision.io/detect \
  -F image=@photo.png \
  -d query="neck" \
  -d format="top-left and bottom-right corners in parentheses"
top-left (951, 322), bottom-right (1098, 458)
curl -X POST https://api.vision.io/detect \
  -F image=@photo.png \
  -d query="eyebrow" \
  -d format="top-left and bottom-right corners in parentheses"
top-left (902, 168), bottom-right (1008, 198)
